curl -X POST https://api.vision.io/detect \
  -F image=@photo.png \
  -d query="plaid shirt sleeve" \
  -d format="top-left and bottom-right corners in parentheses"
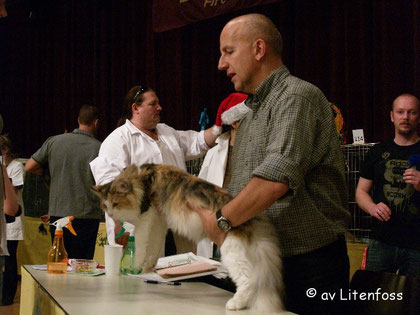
top-left (252, 93), bottom-right (322, 194)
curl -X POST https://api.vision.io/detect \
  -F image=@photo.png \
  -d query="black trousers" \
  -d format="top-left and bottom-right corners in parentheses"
top-left (2, 240), bottom-right (19, 305)
top-left (49, 217), bottom-right (100, 260)
top-left (282, 235), bottom-right (350, 315)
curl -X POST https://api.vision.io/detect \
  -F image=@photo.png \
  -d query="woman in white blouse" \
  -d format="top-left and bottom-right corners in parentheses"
top-left (90, 85), bottom-right (218, 254)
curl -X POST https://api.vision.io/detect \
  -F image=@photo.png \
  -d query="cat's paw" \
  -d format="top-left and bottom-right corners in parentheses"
top-left (225, 297), bottom-right (248, 310)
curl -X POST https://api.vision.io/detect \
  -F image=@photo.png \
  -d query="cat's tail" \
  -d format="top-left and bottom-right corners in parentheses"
top-left (250, 219), bottom-right (284, 312)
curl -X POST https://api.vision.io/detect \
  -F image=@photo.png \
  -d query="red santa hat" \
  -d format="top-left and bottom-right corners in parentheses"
top-left (212, 93), bottom-right (248, 135)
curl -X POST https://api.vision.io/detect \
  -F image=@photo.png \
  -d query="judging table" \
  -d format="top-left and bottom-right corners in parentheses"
top-left (21, 265), bottom-right (266, 315)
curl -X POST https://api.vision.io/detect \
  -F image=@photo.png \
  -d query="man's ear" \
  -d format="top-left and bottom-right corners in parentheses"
top-left (390, 110), bottom-right (394, 123)
top-left (254, 39), bottom-right (267, 61)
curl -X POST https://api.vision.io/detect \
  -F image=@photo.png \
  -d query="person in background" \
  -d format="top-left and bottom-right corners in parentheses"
top-left (356, 93), bottom-right (420, 277)
top-left (24, 105), bottom-right (102, 260)
top-left (197, 92), bottom-right (248, 258)
top-left (0, 134), bottom-right (24, 305)
top-left (191, 14), bottom-right (350, 314)
top-left (90, 85), bottom-right (219, 255)
top-left (0, 114), bottom-right (19, 306)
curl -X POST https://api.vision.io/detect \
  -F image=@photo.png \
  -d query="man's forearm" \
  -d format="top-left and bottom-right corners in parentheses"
top-left (355, 188), bottom-right (376, 214)
top-left (24, 157), bottom-right (43, 174)
top-left (223, 177), bottom-right (289, 227)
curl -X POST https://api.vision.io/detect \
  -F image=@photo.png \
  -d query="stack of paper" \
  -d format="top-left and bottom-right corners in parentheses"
top-left (127, 252), bottom-right (222, 282)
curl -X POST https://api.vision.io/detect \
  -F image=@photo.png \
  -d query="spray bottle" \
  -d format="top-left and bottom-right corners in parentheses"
top-left (119, 222), bottom-right (140, 275)
top-left (47, 216), bottom-right (77, 274)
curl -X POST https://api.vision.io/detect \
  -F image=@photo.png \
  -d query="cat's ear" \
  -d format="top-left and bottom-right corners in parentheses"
top-left (116, 180), bottom-right (132, 194)
top-left (91, 182), bottom-right (111, 199)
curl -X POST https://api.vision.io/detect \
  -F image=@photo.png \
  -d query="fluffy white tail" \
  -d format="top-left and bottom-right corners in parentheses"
top-left (221, 217), bottom-right (284, 312)
top-left (250, 232), bottom-right (284, 311)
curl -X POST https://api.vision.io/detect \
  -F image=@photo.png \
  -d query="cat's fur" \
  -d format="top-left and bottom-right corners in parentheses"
top-left (93, 164), bottom-right (284, 312)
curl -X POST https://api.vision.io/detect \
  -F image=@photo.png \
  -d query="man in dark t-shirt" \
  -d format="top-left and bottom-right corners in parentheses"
top-left (356, 93), bottom-right (420, 277)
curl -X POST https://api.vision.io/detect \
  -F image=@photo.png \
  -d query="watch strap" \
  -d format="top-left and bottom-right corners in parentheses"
top-left (216, 208), bottom-right (223, 220)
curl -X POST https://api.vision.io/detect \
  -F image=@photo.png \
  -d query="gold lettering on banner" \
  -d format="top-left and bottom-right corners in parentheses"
top-left (180, 0), bottom-right (189, 3)
top-left (203, 0), bottom-right (228, 8)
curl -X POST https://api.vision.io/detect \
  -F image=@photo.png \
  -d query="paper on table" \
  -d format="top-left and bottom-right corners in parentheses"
top-left (154, 252), bottom-right (198, 269)
top-left (156, 260), bottom-right (217, 278)
top-left (126, 253), bottom-right (222, 282)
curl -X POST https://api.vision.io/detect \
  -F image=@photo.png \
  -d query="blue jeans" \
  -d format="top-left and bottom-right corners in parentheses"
top-left (366, 239), bottom-right (420, 277)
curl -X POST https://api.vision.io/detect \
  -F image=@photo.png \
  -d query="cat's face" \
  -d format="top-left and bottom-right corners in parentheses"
top-left (92, 169), bottom-right (143, 223)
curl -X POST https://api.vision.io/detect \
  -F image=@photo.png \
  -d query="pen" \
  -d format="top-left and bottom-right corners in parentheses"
top-left (144, 280), bottom-right (181, 286)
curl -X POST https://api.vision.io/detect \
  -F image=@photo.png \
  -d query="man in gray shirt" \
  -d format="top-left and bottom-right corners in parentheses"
top-left (25, 105), bottom-right (101, 259)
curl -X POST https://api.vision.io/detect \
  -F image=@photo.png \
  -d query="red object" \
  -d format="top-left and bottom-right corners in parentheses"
top-left (215, 93), bottom-right (247, 126)
top-left (361, 246), bottom-right (368, 270)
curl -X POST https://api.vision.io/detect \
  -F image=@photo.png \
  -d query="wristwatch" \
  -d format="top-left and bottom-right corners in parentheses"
top-left (216, 209), bottom-right (231, 231)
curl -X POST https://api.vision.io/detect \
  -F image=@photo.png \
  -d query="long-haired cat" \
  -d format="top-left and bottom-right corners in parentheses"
top-left (93, 164), bottom-right (284, 312)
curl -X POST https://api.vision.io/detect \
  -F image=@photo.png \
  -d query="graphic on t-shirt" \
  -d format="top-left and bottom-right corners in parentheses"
top-left (383, 159), bottom-right (413, 213)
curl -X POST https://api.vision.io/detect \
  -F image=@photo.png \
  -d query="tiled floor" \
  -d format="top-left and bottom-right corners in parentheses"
top-left (0, 280), bottom-right (20, 315)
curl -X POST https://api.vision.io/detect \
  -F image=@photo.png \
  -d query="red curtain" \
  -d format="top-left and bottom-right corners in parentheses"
top-left (152, 0), bottom-right (279, 32)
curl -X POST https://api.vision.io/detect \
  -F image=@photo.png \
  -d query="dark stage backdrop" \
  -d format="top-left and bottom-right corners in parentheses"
top-left (0, 0), bottom-right (419, 158)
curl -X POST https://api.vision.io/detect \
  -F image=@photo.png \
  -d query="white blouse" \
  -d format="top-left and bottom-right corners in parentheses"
top-left (90, 119), bottom-right (209, 244)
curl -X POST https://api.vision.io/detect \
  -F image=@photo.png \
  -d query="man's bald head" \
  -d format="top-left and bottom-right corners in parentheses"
top-left (226, 14), bottom-right (283, 57)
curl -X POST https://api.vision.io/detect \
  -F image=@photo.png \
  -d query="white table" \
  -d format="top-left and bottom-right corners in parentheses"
top-left (20, 265), bottom-right (248, 315)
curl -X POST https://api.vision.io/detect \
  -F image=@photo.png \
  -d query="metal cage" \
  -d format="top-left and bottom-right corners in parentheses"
top-left (185, 157), bottom-right (205, 176)
top-left (341, 143), bottom-right (376, 242)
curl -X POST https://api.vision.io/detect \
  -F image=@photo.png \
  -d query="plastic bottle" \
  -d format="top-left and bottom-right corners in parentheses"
top-left (47, 216), bottom-right (77, 274)
top-left (120, 222), bottom-right (139, 274)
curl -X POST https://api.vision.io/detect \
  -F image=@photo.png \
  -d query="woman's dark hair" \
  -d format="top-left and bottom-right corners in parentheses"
top-left (117, 85), bottom-right (152, 127)
top-left (0, 134), bottom-right (17, 159)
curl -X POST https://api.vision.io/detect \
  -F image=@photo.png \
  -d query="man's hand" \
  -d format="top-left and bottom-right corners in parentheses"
top-left (189, 204), bottom-right (227, 247)
top-left (403, 168), bottom-right (420, 191)
top-left (367, 202), bottom-right (391, 221)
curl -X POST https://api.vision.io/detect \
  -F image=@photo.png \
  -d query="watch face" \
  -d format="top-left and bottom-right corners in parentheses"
top-left (218, 219), bottom-right (230, 231)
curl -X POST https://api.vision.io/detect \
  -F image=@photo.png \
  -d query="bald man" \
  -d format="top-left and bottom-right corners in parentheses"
top-left (356, 94), bottom-right (420, 277)
top-left (193, 14), bottom-right (350, 314)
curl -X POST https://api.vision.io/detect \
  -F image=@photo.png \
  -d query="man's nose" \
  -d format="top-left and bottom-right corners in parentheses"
top-left (218, 56), bottom-right (227, 71)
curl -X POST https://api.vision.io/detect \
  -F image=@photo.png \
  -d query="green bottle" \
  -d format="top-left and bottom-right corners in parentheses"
top-left (120, 234), bottom-right (137, 275)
